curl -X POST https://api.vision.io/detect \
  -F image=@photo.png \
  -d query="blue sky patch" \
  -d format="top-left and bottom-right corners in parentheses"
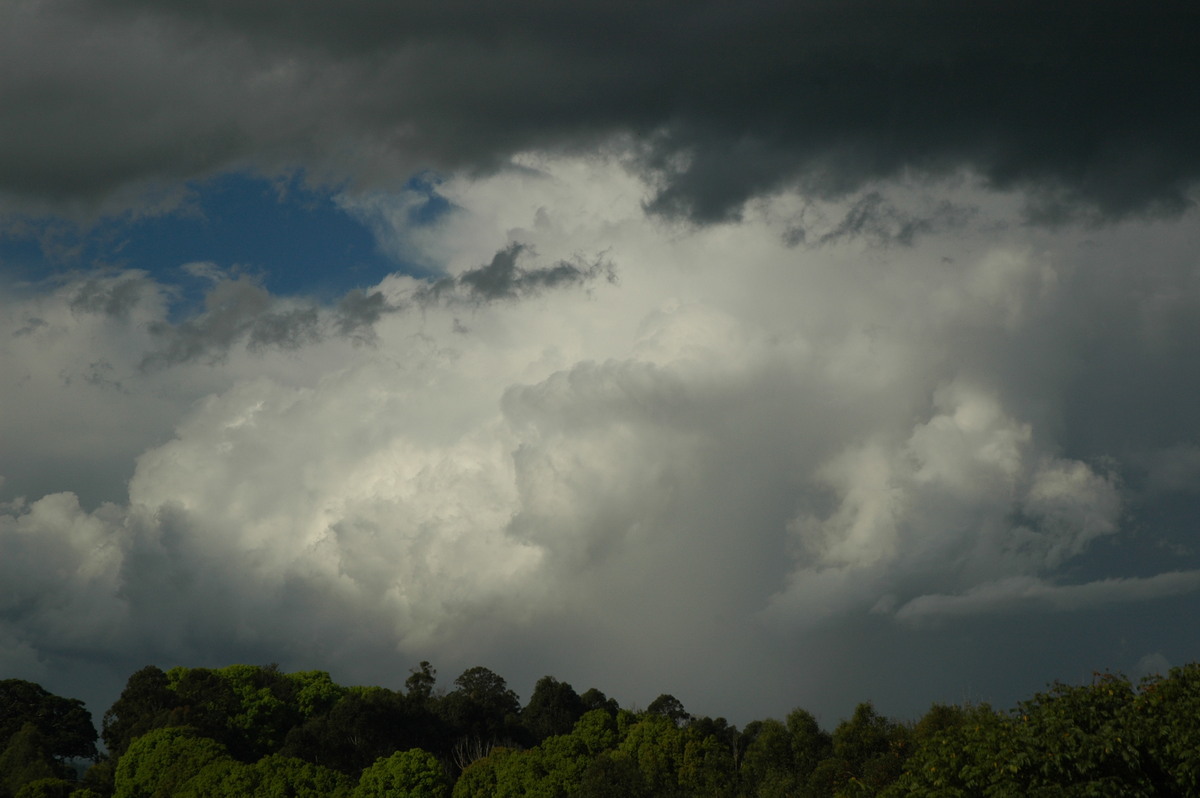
top-left (0, 171), bottom-right (450, 313)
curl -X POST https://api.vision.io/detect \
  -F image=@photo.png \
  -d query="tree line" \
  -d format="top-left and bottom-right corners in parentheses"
top-left (4, 660), bottom-right (1200, 797)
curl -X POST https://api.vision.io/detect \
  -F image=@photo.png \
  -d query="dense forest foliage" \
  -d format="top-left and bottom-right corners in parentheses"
top-left (4, 661), bottom-right (1200, 797)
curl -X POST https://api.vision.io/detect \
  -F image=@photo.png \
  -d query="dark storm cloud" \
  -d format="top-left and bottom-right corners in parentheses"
top-left (3, 1), bottom-right (1197, 223)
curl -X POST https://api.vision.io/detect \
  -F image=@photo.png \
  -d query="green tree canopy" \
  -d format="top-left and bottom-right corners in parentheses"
top-left (12, 779), bottom-right (76, 798)
top-left (449, 748), bottom-right (502, 798)
top-left (570, 709), bottom-right (619, 757)
top-left (740, 719), bottom-right (799, 798)
top-left (354, 749), bottom-right (448, 798)
top-left (1128, 663), bottom-right (1200, 794)
top-left (577, 751), bottom-right (647, 798)
top-left (171, 752), bottom-right (353, 798)
top-left (826, 702), bottom-right (910, 796)
top-left (112, 727), bottom-right (232, 798)
top-left (81, 659), bottom-right (1200, 798)
top-left (678, 730), bottom-right (735, 798)
top-left (254, 753), bottom-right (354, 798)
top-left (618, 714), bottom-right (685, 798)
top-left (172, 758), bottom-right (257, 798)
top-left (887, 676), bottom-right (1160, 797)
top-left (206, 664), bottom-right (306, 760)
top-left (787, 707), bottom-right (833, 781)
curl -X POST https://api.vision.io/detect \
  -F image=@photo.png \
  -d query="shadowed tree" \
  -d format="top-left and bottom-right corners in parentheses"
top-left (825, 702), bottom-right (909, 796)
top-left (0, 680), bottom-right (98, 762)
top-left (739, 719), bottom-right (798, 798)
top-left (439, 667), bottom-right (522, 756)
top-left (1, 724), bottom-right (68, 798)
top-left (162, 668), bottom-right (243, 756)
top-left (1135, 663), bottom-right (1200, 793)
top-left (646, 695), bottom-right (691, 728)
top-left (282, 687), bottom-right (439, 776)
top-left (102, 667), bottom-right (179, 759)
top-left (522, 676), bottom-right (586, 743)
top-left (579, 688), bottom-right (620, 718)
top-left (13, 778), bottom-right (78, 798)
top-left (405, 662), bottom-right (438, 705)
top-left (578, 751), bottom-right (648, 798)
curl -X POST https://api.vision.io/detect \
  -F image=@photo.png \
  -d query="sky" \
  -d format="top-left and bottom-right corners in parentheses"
top-left (2, 0), bottom-right (1200, 733)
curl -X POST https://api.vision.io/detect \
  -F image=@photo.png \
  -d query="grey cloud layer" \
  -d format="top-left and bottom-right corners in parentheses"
top-left (3, 1), bottom-right (1198, 222)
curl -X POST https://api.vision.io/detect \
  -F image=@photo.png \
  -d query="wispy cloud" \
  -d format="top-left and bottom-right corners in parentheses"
top-left (419, 243), bottom-right (614, 304)
top-left (893, 571), bottom-right (1200, 624)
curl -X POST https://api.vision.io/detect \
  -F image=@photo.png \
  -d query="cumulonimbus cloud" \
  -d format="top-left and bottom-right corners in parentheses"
top-left (2, 156), bottom-right (1199, 722)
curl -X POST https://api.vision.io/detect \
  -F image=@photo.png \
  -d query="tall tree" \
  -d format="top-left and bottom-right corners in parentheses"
top-left (739, 719), bottom-right (798, 798)
top-left (522, 676), bottom-right (586, 743)
top-left (579, 688), bottom-right (619, 718)
top-left (786, 707), bottom-right (831, 781)
top-left (619, 715), bottom-right (685, 798)
top-left (646, 695), bottom-right (691, 728)
top-left (101, 667), bottom-right (178, 759)
top-left (825, 702), bottom-right (909, 795)
top-left (440, 667), bottom-right (521, 751)
top-left (405, 663), bottom-right (438, 705)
